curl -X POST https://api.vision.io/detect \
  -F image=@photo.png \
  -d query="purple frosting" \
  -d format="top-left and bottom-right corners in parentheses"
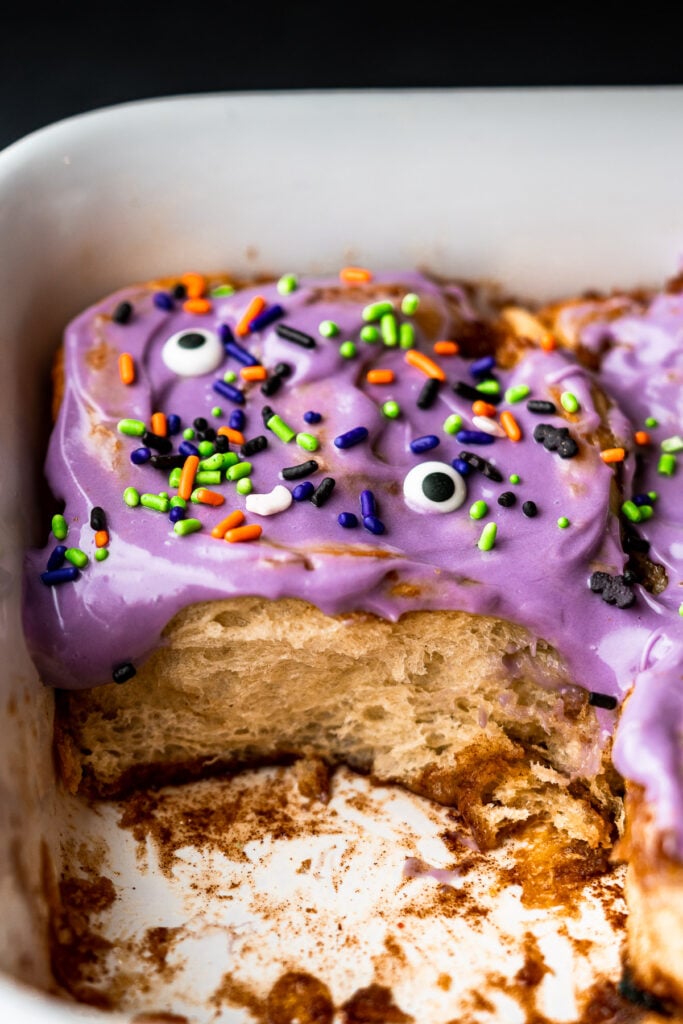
top-left (21, 271), bottom-right (683, 854)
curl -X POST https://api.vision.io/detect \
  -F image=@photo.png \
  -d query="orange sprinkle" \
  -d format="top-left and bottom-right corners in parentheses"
top-left (366, 368), bottom-right (394, 385)
top-left (217, 426), bottom-right (245, 446)
top-left (634, 430), bottom-right (650, 446)
top-left (183, 297), bottom-right (212, 314)
top-left (600, 447), bottom-right (626, 464)
top-left (211, 509), bottom-right (245, 539)
top-left (433, 340), bottom-right (459, 356)
top-left (539, 333), bottom-right (557, 352)
top-left (181, 271), bottom-right (207, 299)
top-left (240, 364), bottom-right (268, 382)
top-left (404, 349), bottom-right (446, 381)
top-left (500, 410), bottom-right (522, 442)
top-left (151, 411), bottom-right (167, 437)
top-left (235, 295), bottom-right (266, 337)
top-left (225, 523), bottom-right (263, 543)
top-left (194, 488), bottom-right (225, 507)
top-left (339, 266), bottom-right (373, 284)
top-left (178, 454), bottom-right (199, 501)
top-left (94, 530), bottom-right (109, 548)
top-left (118, 352), bottom-right (135, 385)
top-left (472, 400), bottom-right (497, 418)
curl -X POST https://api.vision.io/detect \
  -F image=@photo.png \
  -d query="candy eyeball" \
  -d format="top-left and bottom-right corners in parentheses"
top-left (161, 328), bottom-right (224, 376)
top-left (403, 461), bottom-right (467, 514)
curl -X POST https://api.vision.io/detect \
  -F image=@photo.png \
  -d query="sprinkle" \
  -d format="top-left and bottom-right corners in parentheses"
top-left (360, 325), bottom-right (380, 344)
top-left (443, 414), bottom-right (463, 435)
top-left (456, 429), bottom-right (495, 446)
top-left (600, 447), bottom-right (625, 463)
top-left (477, 522), bottom-right (497, 551)
top-left (41, 566), bottom-right (79, 586)
top-left (648, 491), bottom-right (658, 502)
top-left (401, 293), bottom-right (419, 315)
top-left (451, 458), bottom-right (471, 476)
top-left (113, 300), bottom-right (133, 324)
top-left (475, 379), bottom-right (501, 396)
top-left (47, 545), bottom-right (67, 571)
top-left (174, 517), bottom-right (203, 536)
top-left (367, 368), bottom-right (394, 385)
top-left (196, 470), bottom-right (222, 487)
top-left (334, 426), bottom-right (369, 449)
top-left (340, 266), bottom-right (373, 283)
top-left (499, 411), bottom-right (522, 442)
top-left (181, 272), bottom-right (207, 298)
top-left (539, 334), bottom-right (557, 352)
top-left (153, 291), bottom-right (174, 311)
top-left (634, 430), bottom-right (650, 446)
top-left (304, 411), bottom-right (322, 424)
top-left (340, 341), bottom-right (357, 359)
top-left (276, 323), bottom-right (316, 349)
top-left (645, 416), bottom-right (658, 428)
top-left (52, 513), bottom-right (68, 540)
top-left (281, 460), bottom-right (319, 481)
top-left (240, 365), bottom-right (268, 382)
top-left (260, 373), bottom-right (284, 397)
top-left (405, 349), bottom-right (446, 381)
top-left (118, 353), bottom-right (136, 387)
top-left (661, 435), bottom-right (683, 453)
top-left (560, 391), bottom-right (580, 413)
top-left (176, 454), bottom-right (200, 500)
top-left (319, 319), bottom-right (339, 338)
top-left (267, 413), bottom-right (296, 443)
top-left (169, 468), bottom-right (182, 488)
top-left (557, 516), bottom-right (570, 529)
top-left (293, 481), bottom-right (315, 501)
top-left (417, 378), bottom-right (440, 410)
top-left (229, 409), bottom-right (246, 432)
top-left (472, 415), bottom-right (506, 437)
top-left (192, 488), bottom-right (225, 507)
top-left (225, 339), bottom-right (260, 367)
top-left (505, 384), bottom-right (530, 404)
top-left (621, 500), bottom-right (641, 522)
top-left (179, 441), bottom-right (199, 458)
top-left (470, 356), bottom-right (495, 378)
top-left (399, 323), bottom-right (415, 349)
top-left (142, 430), bottom-right (172, 455)
top-left (658, 453), bottom-right (676, 476)
top-left (112, 661), bottom-right (136, 684)
top-left (217, 426), bottom-right (245, 446)
top-left (94, 530), bottom-right (109, 548)
top-left (246, 484), bottom-right (293, 516)
top-left (458, 451), bottom-right (502, 481)
top-left (226, 462), bottom-right (252, 481)
top-left (241, 435), bottom-right (268, 457)
top-left (638, 504), bottom-right (654, 521)
top-left (213, 379), bottom-right (245, 405)
top-left (588, 692), bottom-right (618, 710)
top-left (434, 340), bottom-right (459, 356)
top-left (311, 477), bottom-right (336, 506)
top-left (183, 297), bottom-right (212, 314)
top-left (150, 412), bottom-right (167, 437)
top-left (362, 300), bottom-right (394, 322)
top-left (211, 509), bottom-right (245, 539)
top-left (469, 500), bottom-right (488, 520)
top-left (453, 381), bottom-right (484, 402)
top-left (338, 512), bottom-right (359, 528)
top-left (509, 473), bottom-right (521, 484)
top-left (277, 273), bottom-right (298, 295)
top-left (141, 493), bottom-right (170, 513)
top-left (296, 432), bottom-right (319, 452)
top-left (65, 547), bottom-right (89, 568)
top-left (211, 407), bottom-right (223, 419)
top-left (226, 523), bottom-right (262, 543)
top-left (130, 446), bottom-right (151, 466)
top-left (472, 400), bottom-right (497, 418)
top-left (236, 295), bottom-right (266, 336)
top-left (680, 603), bottom-right (683, 618)
top-left (236, 479), bottom-right (253, 496)
top-left (410, 434), bottom-right (440, 454)
top-left (380, 313), bottom-right (398, 346)
top-left (167, 414), bottom-right (181, 435)
top-left (382, 400), bottom-right (401, 419)
top-left (123, 487), bottom-right (140, 507)
top-left (170, 496), bottom-right (187, 508)
top-left (224, 370), bottom-right (237, 383)
top-left (533, 423), bottom-right (579, 459)
top-left (183, 428), bottom-right (195, 440)
top-left (497, 492), bottom-right (516, 508)
top-left (249, 303), bottom-right (285, 332)
top-left (360, 490), bottom-right (376, 517)
top-left (363, 515), bottom-right (385, 535)
top-left (211, 283), bottom-right (235, 297)
top-left (522, 500), bottom-right (538, 518)
top-left (219, 323), bottom-right (236, 345)
top-left (95, 549), bottom-right (109, 562)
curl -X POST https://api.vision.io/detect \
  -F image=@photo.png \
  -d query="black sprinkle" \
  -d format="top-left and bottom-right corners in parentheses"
top-left (215, 435), bottom-right (230, 453)
top-left (533, 422), bottom-right (579, 459)
top-left (588, 692), bottom-right (618, 710)
top-left (241, 435), bottom-right (268, 456)
top-left (276, 323), bottom-right (317, 349)
top-left (193, 417), bottom-right (208, 431)
top-left (261, 405), bottom-right (275, 426)
top-left (90, 506), bottom-right (107, 531)
top-left (526, 399), bottom-right (557, 415)
top-left (589, 571), bottom-right (635, 609)
top-left (112, 300), bottom-right (133, 324)
top-left (311, 477), bottom-right (336, 507)
top-left (281, 460), bottom-right (319, 480)
top-left (274, 362), bottom-right (293, 378)
top-left (112, 662), bottom-right (136, 684)
top-left (522, 500), bottom-right (538, 518)
top-left (196, 426), bottom-right (217, 442)
top-left (453, 380), bottom-right (501, 405)
top-left (261, 373), bottom-right (284, 396)
top-left (141, 430), bottom-right (173, 454)
top-left (417, 378), bottom-right (440, 410)
top-left (172, 282), bottom-right (187, 299)
top-left (458, 450), bottom-right (503, 482)
top-left (150, 453), bottom-right (186, 470)
top-left (497, 491), bottom-right (516, 508)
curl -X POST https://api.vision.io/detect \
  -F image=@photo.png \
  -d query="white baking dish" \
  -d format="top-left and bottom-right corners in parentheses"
top-left (3, 86), bottom-right (683, 1023)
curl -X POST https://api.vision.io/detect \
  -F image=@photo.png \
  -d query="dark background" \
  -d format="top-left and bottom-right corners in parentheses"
top-left (2, 4), bottom-right (683, 152)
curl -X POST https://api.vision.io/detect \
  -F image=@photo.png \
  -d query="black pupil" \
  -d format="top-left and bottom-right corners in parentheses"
top-left (178, 332), bottom-right (206, 349)
top-left (422, 472), bottom-right (455, 502)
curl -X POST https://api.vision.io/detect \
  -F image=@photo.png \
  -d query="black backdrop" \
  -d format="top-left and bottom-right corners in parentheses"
top-left (2, 4), bottom-right (683, 151)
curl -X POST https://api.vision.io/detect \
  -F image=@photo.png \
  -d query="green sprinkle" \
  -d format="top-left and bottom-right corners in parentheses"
top-left (123, 487), bottom-right (140, 507)
top-left (182, 427), bottom-right (195, 440)
top-left (382, 400), bottom-right (401, 419)
top-left (380, 313), bottom-right (398, 347)
top-left (661, 435), bottom-right (683, 453)
top-left (679, 603), bottom-right (683, 618)
top-left (340, 340), bottom-right (357, 359)
top-left (645, 416), bottom-right (658, 428)
top-left (51, 514), bottom-right (68, 540)
top-left (360, 325), bottom-right (380, 344)
top-left (197, 440), bottom-right (215, 457)
top-left (560, 391), bottom-right (580, 413)
top-left (223, 370), bottom-right (237, 383)
top-left (190, 488), bottom-right (205, 503)
top-left (277, 273), bottom-right (298, 295)
top-left (505, 384), bottom-right (530, 404)
top-left (221, 452), bottom-right (239, 469)
top-left (168, 468), bottom-right (182, 488)
top-left (118, 418), bottom-right (146, 437)
top-left (319, 319), bottom-right (339, 338)
top-left (647, 490), bottom-right (658, 502)
top-left (509, 473), bottom-right (521, 485)
top-left (199, 453), bottom-right (225, 471)
top-left (158, 492), bottom-right (169, 500)
top-left (638, 504), bottom-right (654, 521)
top-left (399, 322), bottom-right (415, 349)
top-left (65, 547), bottom-right (88, 568)
top-left (95, 548), bottom-right (109, 562)
top-left (401, 292), bottom-right (419, 316)
top-left (477, 522), bottom-right (497, 551)
top-left (227, 462), bottom-right (252, 481)
top-left (141, 493), bottom-right (170, 513)
top-left (476, 379), bottom-right (501, 396)
top-left (443, 413), bottom-right (463, 435)
top-left (211, 406), bottom-right (223, 418)
top-left (267, 414), bottom-right (296, 443)
top-left (296, 432), bottom-right (319, 452)
top-left (210, 283), bottom-right (235, 297)
top-left (469, 500), bottom-right (489, 520)
top-left (170, 496), bottom-right (187, 509)
top-left (557, 516), bottom-right (570, 529)
top-left (195, 470), bottom-right (222, 486)
top-left (621, 499), bottom-right (642, 523)
top-left (174, 518), bottom-right (202, 536)
top-left (362, 300), bottom-right (394, 322)
top-left (236, 478), bottom-right (253, 496)
top-left (658, 453), bottom-right (677, 476)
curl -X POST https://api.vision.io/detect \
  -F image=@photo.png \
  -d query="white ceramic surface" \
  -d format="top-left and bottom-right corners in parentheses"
top-left (2, 86), bottom-right (683, 1023)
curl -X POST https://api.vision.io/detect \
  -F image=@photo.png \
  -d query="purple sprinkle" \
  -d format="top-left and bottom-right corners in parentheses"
top-left (41, 566), bottom-right (80, 586)
top-left (334, 426), bottom-right (369, 450)
top-left (167, 414), bottom-right (181, 435)
top-left (363, 515), bottom-right (385, 535)
top-left (130, 446), bottom-right (152, 465)
top-left (360, 489), bottom-right (376, 517)
top-left (225, 339), bottom-right (260, 367)
top-left (179, 440), bottom-right (199, 457)
top-left (633, 493), bottom-right (653, 506)
top-left (456, 430), bottom-right (495, 446)
top-left (213, 379), bottom-right (245, 405)
top-left (470, 355), bottom-right (496, 378)
top-left (249, 303), bottom-right (285, 332)
top-left (218, 322), bottom-right (236, 344)
top-left (46, 545), bottom-right (67, 572)
top-left (292, 481), bottom-right (315, 501)
top-left (451, 458), bottom-right (472, 476)
top-left (410, 434), bottom-right (440, 454)
top-left (304, 411), bottom-right (322, 424)
top-left (338, 512), bottom-right (359, 528)
top-left (229, 409), bottom-right (246, 431)
top-left (153, 291), bottom-right (174, 311)
top-left (169, 506), bottom-right (185, 523)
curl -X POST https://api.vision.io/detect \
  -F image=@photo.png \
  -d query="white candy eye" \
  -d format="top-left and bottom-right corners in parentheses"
top-left (403, 461), bottom-right (467, 514)
top-left (161, 328), bottom-right (224, 376)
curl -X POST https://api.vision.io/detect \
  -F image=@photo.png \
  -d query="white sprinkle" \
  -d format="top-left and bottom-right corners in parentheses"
top-left (472, 415), bottom-right (506, 437)
top-left (245, 484), bottom-right (292, 516)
